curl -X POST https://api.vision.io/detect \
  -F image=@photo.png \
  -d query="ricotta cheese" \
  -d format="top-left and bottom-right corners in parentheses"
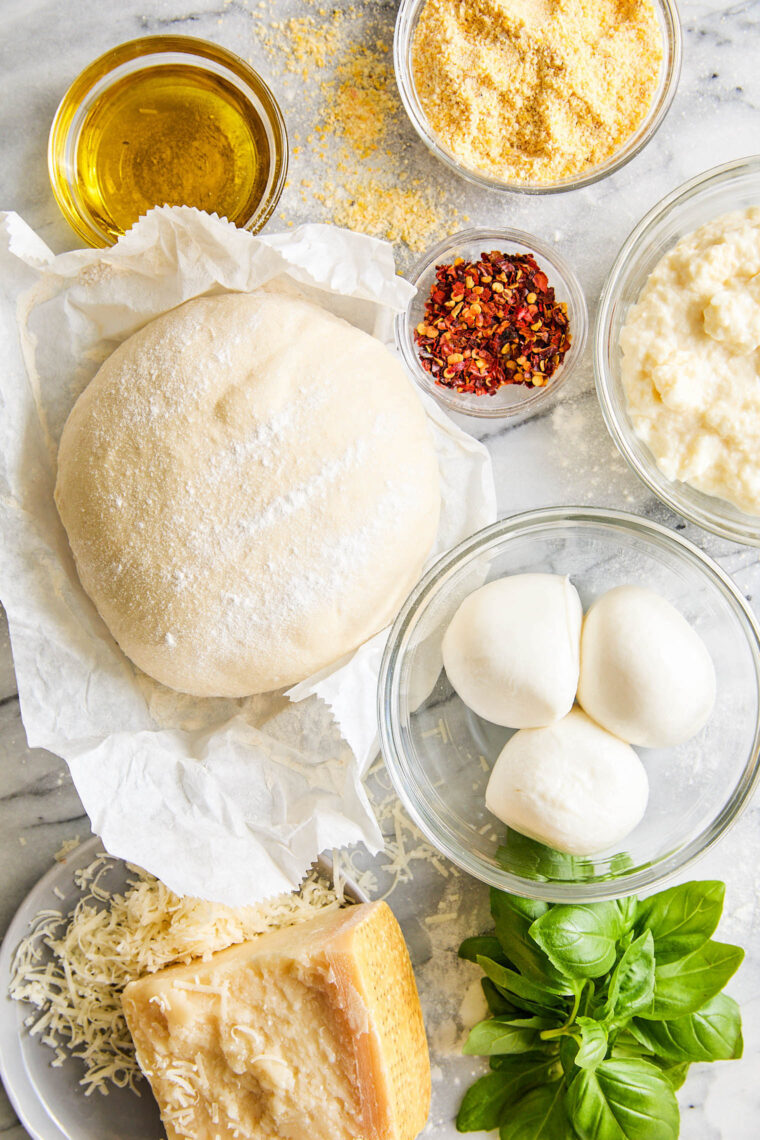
top-left (620, 207), bottom-right (760, 514)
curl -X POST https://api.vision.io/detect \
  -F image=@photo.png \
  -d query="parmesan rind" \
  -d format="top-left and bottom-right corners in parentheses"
top-left (123, 900), bottom-right (431, 1140)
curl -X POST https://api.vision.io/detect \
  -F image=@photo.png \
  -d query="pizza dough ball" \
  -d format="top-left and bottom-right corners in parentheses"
top-left (485, 708), bottom-right (649, 854)
top-left (55, 292), bottom-right (441, 697)
top-left (577, 586), bottom-right (716, 748)
top-left (441, 574), bottom-right (582, 728)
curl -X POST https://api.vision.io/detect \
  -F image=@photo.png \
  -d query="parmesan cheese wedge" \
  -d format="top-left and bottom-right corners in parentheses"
top-left (122, 900), bottom-right (431, 1140)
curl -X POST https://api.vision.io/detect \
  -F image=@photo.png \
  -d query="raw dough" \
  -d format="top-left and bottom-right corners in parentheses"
top-left (54, 292), bottom-right (441, 697)
top-left (441, 574), bottom-right (582, 728)
top-left (485, 708), bottom-right (649, 854)
top-left (577, 585), bottom-right (716, 748)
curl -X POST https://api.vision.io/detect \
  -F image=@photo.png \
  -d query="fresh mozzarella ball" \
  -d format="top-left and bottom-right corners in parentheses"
top-left (577, 585), bottom-right (716, 749)
top-left (441, 574), bottom-right (582, 728)
top-left (485, 708), bottom-right (649, 854)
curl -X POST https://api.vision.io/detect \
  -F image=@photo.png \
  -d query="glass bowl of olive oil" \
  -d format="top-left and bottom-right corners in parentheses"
top-left (48, 36), bottom-right (288, 246)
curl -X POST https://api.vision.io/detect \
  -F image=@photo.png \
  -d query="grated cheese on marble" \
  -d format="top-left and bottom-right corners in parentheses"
top-left (54, 835), bottom-right (81, 862)
top-left (8, 854), bottom-right (341, 1096)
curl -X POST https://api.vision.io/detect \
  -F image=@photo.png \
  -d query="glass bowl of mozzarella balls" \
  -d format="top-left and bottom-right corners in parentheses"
top-left (378, 507), bottom-right (760, 900)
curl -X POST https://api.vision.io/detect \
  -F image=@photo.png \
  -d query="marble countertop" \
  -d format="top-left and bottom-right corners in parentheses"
top-left (1, 0), bottom-right (759, 1137)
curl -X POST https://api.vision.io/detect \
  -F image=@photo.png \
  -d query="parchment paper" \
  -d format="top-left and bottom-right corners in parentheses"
top-left (0, 206), bottom-right (496, 905)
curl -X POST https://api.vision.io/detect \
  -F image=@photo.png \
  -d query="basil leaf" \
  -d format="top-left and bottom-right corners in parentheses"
top-left (654, 1060), bottom-right (691, 1091)
top-left (608, 852), bottom-right (634, 878)
top-left (457, 1072), bottom-right (516, 1133)
top-left (629, 993), bottom-right (743, 1062)
top-left (457, 1055), bottom-right (560, 1132)
top-left (567, 1059), bottom-right (679, 1140)
top-left (575, 1017), bottom-right (608, 1070)
top-left (603, 930), bottom-right (655, 1021)
top-left (499, 1081), bottom-right (569, 1140)
top-left (491, 1049), bottom-right (559, 1072)
top-left (530, 903), bottom-right (624, 980)
top-left (460, 935), bottom-right (509, 966)
top-left (463, 1016), bottom-right (552, 1056)
top-left (559, 1034), bottom-right (580, 1077)
top-left (639, 940), bottom-right (744, 1021)
top-left (492, 886), bottom-right (550, 923)
top-left (496, 832), bottom-right (588, 883)
top-left (482, 977), bottom-right (524, 1018)
top-left (490, 889), bottom-right (574, 992)
top-left (477, 956), bottom-right (567, 1012)
top-left (626, 1051), bottom-right (692, 1091)
top-left (607, 1029), bottom-right (648, 1060)
top-left (487, 981), bottom-right (570, 1020)
top-left (615, 896), bottom-right (638, 933)
top-left (635, 881), bottom-right (725, 965)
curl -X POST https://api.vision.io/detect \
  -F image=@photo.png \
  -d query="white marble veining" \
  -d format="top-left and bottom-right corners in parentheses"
top-left (1, 0), bottom-right (760, 1137)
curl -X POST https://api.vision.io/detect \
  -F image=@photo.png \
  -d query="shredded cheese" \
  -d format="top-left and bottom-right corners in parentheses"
top-left (8, 854), bottom-right (341, 1096)
top-left (54, 836), bottom-right (81, 862)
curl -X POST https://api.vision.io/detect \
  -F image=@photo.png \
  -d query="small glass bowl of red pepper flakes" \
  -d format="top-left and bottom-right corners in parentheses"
top-left (396, 228), bottom-right (588, 420)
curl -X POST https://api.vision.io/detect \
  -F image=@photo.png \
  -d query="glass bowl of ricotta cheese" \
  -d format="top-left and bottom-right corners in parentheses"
top-left (377, 507), bottom-right (760, 903)
top-left (596, 155), bottom-right (760, 545)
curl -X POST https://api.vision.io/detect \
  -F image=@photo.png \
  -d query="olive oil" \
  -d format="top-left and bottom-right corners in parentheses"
top-left (49, 38), bottom-right (288, 246)
top-left (77, 65), bottom-right (270, 241)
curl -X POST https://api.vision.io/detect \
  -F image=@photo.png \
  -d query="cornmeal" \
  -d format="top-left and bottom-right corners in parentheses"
top-left (620, 208), bottom-right (760, 516)
top-left (412, 0), bottom-right (663, 184)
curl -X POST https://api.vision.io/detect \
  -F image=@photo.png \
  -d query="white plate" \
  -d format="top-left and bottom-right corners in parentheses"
top-left (0, 837), bottom-right (368, 1140)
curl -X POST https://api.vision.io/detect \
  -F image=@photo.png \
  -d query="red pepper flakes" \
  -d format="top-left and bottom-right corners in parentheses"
top-left (413, 250), bottom-right (572, 395)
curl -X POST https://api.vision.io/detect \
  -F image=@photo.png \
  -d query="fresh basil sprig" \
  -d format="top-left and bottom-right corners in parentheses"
top-left (457, 878), bottom-right (743, 1138)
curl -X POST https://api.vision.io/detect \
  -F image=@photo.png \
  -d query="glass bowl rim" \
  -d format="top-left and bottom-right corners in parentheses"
top-left (378, 505), bottom-right (760, 902)
top-left (395, 226), bottom-right (588, 420)
top-left (47, 34), bottom-right (289, 248)
top-left (594, 154), bottom-right (760, 546)
top-left (393, 0), bottom-right (682, 195)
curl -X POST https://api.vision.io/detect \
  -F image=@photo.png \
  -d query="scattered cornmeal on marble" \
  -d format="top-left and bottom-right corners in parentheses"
top-left (414, 250), bottom-right (572, 395)
top-left (411, 0), bottom-right (663, 185)
top-left (258, 10), bottom-right (463, 252)
top-left (48, 36), bottom-right (287, 246)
